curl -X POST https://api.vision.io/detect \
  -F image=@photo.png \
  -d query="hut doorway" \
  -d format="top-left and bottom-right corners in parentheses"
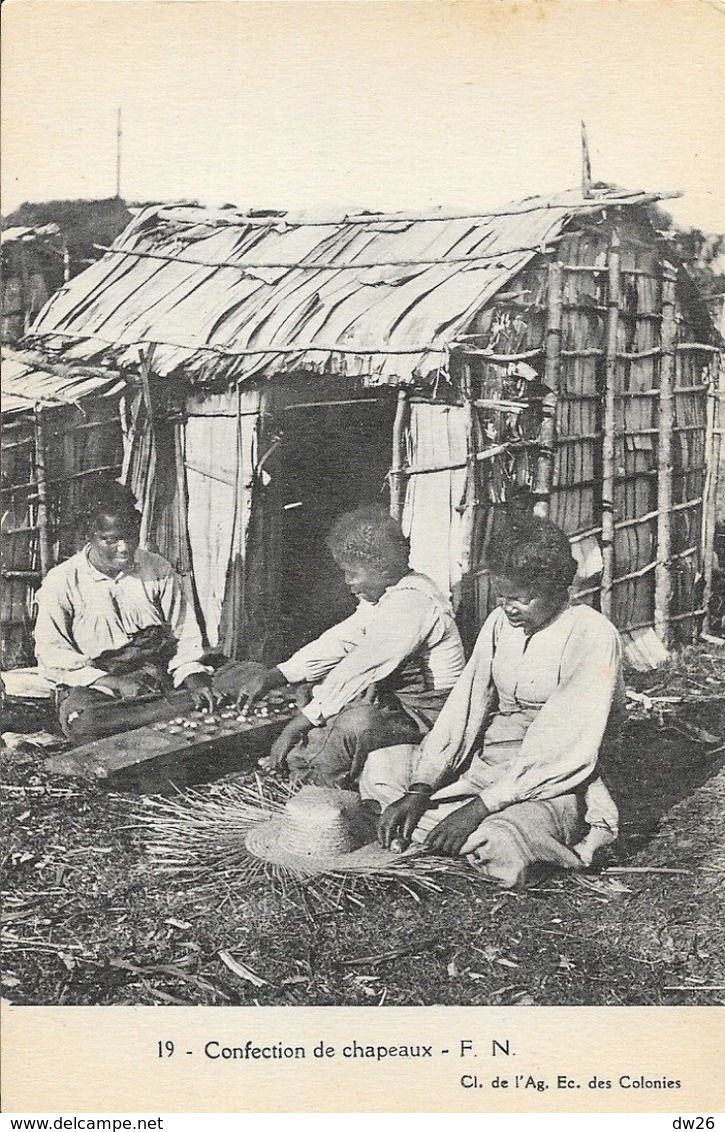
top-left (272, 396), bottom-right (396, 654)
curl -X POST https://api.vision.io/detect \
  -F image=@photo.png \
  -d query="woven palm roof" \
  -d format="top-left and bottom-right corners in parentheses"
top-left (2, 223), bottom-right (63, 247)
top-left (1, 348), bottom-right (124, 414)
top-left (26, 186), bottom-right (665, 387)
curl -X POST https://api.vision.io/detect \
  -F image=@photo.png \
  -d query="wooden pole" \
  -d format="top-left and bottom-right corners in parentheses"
top-left (33, 407), bottom-right (52, 578)
top-left (654, 265), bottom-right (678, 647)
top-left (600, 232), bottom-right (621, 619)
top-left (116, 107), bottom-right (122, 199)
top-left (136, 344), bottom-right (157, 552)
top-left (459, 361), bottom-right (478, 575)
top-left (389, 388), bottom-right (410, 523)
top-left (581, 121), bottom-right (593, 198)
top-left (701, 350), bottom-right (723, 633)
top-left (138, 343), bottom-right (157, 426)
top-left (398, 437), bottom-right (540, 478)
top-left (533, 259), bottom-right (564, 518)
top-left (227, 381), bottom-right (245, 658)
top-left (19, 246), bottom-right (30, 335)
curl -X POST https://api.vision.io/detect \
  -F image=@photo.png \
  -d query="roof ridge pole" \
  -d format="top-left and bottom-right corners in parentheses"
top-left (389, 388), bottom-right (410, 523)
top-left (600, 230), bottom-right (621, 620)
top-left (533, 258), bottom-right (564, 519)
top-left (654, 265), bottom-right (678, 646)
top-left (700, 341), bottom-right (722, 634)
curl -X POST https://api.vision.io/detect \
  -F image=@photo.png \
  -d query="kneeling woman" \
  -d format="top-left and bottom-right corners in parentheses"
top-left (362, 513), bottom-right (625, 886)
top-left (235, 506), bottom-right (466, 789)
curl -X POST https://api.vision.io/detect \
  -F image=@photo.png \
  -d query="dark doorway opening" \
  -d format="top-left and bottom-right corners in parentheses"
top-left (274, 397), bottom-right (396, 654)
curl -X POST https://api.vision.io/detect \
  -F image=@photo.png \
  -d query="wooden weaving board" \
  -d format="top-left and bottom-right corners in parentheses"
top-left (43, 694), bottom-right (298, 790)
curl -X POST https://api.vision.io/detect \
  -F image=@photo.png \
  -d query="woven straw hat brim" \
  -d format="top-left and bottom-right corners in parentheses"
top-left (245, 816), bottom-right (408, 876)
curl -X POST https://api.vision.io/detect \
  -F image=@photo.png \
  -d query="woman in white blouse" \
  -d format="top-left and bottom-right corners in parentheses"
top-left (363, 512), bottom-right (625, 886)
top-left (234, 507), bottom-right (466, 789)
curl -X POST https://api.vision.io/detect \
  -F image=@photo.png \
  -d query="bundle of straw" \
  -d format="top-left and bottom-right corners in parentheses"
top-left (125, 775), bottom-right (481, 908)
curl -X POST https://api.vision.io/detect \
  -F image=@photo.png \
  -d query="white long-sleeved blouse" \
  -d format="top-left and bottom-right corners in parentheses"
top-left (35, 546), bottom-right (208, 689)
top-left (278, 572), bottom-right (466, 725)
top-left (413, 603), bottom-right (626, 813)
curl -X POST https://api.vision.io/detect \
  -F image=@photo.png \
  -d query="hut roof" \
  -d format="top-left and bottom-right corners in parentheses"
top-left (1, 348), bottom-right (124, 415)
top-left (26, 186), bottom-right (668, 387)
top-left (1, 223), bottom-right (63, 248)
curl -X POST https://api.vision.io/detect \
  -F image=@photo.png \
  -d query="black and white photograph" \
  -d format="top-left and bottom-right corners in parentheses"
top-left (1, 0), bottom-right (724, 1114)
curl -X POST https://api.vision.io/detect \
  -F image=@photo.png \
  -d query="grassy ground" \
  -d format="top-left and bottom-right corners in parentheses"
top-left (2, 643), bottom-right (724, 1007)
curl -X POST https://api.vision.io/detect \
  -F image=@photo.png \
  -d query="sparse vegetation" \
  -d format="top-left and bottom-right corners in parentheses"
top-left (2, 644), bottom-right (723, 1008)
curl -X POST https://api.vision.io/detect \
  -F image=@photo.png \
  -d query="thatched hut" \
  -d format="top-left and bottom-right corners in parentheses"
top-left (10, 185), bottom-right (723, 671)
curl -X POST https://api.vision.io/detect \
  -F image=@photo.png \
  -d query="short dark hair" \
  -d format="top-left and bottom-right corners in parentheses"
top-left (326, 506), bottom-right (410, 577)
top-left (79, 476), bottom-right (140, 538)
top-left (486, 512), bottom-right (577, 592)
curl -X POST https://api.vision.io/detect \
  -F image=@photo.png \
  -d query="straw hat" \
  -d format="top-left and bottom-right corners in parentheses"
top-left (244, 785), bottom-right (401, 876)
top-left (131, 777), bottom-right (482, 903)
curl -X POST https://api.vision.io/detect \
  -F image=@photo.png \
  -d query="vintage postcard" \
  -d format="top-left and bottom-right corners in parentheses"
top-left (1, 0), bottom-right (724, 1117)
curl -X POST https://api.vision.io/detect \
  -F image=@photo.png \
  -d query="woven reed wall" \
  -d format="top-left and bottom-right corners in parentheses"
top-left (1, 414), bottom-right (38, 668)
top-left (0, 396), bottom-right (123, 667)
top-left (453, 213), bottom-right (713, 643)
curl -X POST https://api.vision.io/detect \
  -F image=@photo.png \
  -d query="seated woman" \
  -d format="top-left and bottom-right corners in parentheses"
top-left (235, 506), bottom-right (466, 789)
top-left (361, 512), bottom-right (625, 886)
top-left (35, 477), bottom-right (220, 743)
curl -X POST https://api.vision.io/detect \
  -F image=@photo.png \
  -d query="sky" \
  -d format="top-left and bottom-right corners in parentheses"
top-left (2, 0), bottom-right (724, 232)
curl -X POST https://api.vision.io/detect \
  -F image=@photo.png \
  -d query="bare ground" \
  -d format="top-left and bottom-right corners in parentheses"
top-left (2, 643), bottom-right (724, 1008)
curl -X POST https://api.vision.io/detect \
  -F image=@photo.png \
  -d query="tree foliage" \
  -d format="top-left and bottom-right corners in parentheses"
top-left (2, 198), bottom-right (132, 276)
top-left (647, 204), bottom-right (725, 297)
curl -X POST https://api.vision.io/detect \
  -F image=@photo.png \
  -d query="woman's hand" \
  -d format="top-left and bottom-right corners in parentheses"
top-left (293, 682), bottom-right (314, 709)
top-left (130, 624), bottom-right (175, 654)
top-left (182, 672), bottom-right (216, 712)
top-left (95, 625), bottom-right (174, 673)
top-left (424, 797), bottom-right (489, 856)
top-left (377, 787), bottom-right (432, 849)
top-left (95, 641), bottom-right (145, 674)
top-left (93, 671), bottom-right (161, 700)
top-left (235, 666), bottom-right (287, 712)
top-left (258, 713), bottom-right (313, 773)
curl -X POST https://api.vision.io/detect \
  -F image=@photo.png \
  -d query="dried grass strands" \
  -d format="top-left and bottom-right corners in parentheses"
top-left (125, 777), bottom-right (482, 906)
top-left (130, 776), bottom-right (292, 856)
